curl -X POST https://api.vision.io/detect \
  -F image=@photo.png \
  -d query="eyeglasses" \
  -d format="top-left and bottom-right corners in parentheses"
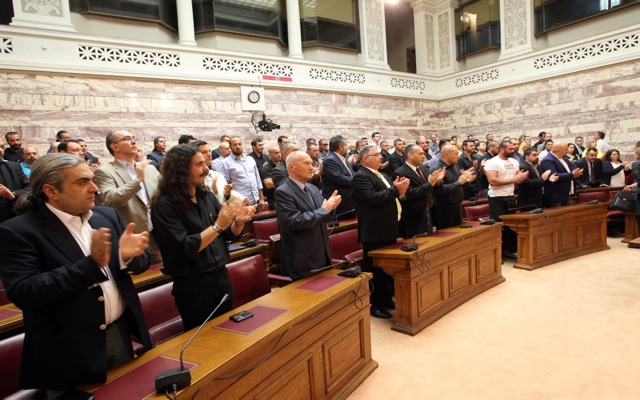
top-left (113, 136), bottom-right (137, 144)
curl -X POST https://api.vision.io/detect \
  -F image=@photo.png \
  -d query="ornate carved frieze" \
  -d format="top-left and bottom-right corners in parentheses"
top-left (310, 68), bottom-right (366, 84)
top-left (425, 14), bottom-right (436, 70)
top-left (455, 69), bottom-right (499, 88)
top-left (203, 57), bottom-right (293, 76)
top-left (534, 33), bottom-right (639, 70)
top-left (78, 45), bottom-right (180, 67)
top-left (391, 77), bottom-right (426, 91)
top-left (365, 0), bottom-right (385, 62)
top-left (503, 0), bottom-right (527, 50)
top-left (21, 0), bottom-right (63, 17)
top-left (437, 11), bottom-right (451, 69)
top-left (0, 38), bottom-right (13, 54)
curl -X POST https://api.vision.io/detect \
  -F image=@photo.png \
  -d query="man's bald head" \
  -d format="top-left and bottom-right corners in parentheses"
top-left (287, 151), bottom-right (313, 182)
top-left (281, 142), bottom-right (298, 161)
top-left (551, 141), bottom-right (568, 157)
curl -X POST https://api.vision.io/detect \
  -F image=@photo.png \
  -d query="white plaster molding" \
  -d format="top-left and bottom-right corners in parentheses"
top-left (358, 0), bottom-right (390, 69)
top-left (11, 0), bottom-right (76, 32)
top-left (499, 0), bottom-right (535, 60)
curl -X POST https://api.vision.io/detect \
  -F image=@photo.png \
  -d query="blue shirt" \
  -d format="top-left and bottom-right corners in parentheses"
top-left (219, 153), bottom-right (263, 204)
top-left (20, 162), bottom-right (32, 177)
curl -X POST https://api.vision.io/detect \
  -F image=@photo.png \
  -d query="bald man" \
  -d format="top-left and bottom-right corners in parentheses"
top-left (539, 141), bottom-right (583, 207)
top-left (275, 151), bottom-right (341, 280)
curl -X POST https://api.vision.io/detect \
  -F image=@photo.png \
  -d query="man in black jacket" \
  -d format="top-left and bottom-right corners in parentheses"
top-left (575, 148), bottom-right (604, 188)
top-left (518, 148), bottom-right (557, 210)
top-left (388, 138), bottom-right (406, 173)
top-left (0, 136), bottom-right (30, 223)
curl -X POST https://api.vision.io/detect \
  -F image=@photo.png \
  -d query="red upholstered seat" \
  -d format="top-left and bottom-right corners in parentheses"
top-left (0, 333), bottom-right (45, 400)
top-left (226, 254), bottom-right (273, 308)
top-left (328, 229), bottom-right (362, 263)
top-left (344, 249), bottom-right (363, 263)
top-left (136, 283), bottom-right (183, 349)
top-left (576, 191), bottom-right (608, 203)
top-left (462, 203), bottom-right (490, 221)
top-left (253, 218), bottom-right (279, 244)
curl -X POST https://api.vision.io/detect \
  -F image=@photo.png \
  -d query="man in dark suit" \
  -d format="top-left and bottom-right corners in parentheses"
top-left (321, 135), bottom-right (356, 219)
top-left (352, 145), bottom-right (409, 319)
top-left (0, 154), bottom-right (152, 396)
top-left (574, 148), bottom-right (604, 188)
top-left (0, 136), bottom-right (31, 223)
top-left (146, 136), bottom-right (166, 170)
top-left (392, 144), bottom-right (444, 238)
top-left (429, 145), bottom-right (476, 229)
top-left (275, 151), bottom-right (341, 280)
top-left (272, 142), bottom-right (298, 189)
top-left (539, 142), bottom-right (584, 207)
top-left (387, 138), bottom-right (406, 173)
top-left (518, 148), bottom-right (557, 210)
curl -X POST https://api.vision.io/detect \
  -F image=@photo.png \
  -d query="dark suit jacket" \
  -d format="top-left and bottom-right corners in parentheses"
top-left (146, 149), bottom-right (164, 170)
top-left (388, 151), bottom-right (405, 173)
top-left (272, 162), bottom-right (289, 189)
top-left (392, 163), bottom-right (434, 238)
top-left (0, 159), bottom-right (31, 223)
top-left (275, 178), bottom-right (333, 280)
top-left (601, 161), bottom-right (625, 186)
top-left (321, 152), bottom-right (355, 215)
top-left (539, 153), bottom-right (577, 205)
top-left (351, 167), bottom-right (400, 243)
top-left (0, 206), bottom-right (151, 389)
top-left (518, 161), bottom-right (545, 209)
top-left (574, 157), bottom-right (603, 188)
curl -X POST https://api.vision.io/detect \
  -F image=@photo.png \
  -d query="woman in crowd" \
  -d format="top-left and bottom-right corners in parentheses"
top-left (602, 149), bottom-right (631, 187)
top-left (566, 143), bottom-right (580, 163)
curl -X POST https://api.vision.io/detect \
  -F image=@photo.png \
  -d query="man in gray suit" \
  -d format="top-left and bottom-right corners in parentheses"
top-left (275, 151), bottom-right (341, 280)
top-left (94, 130), bottom-right (162, 263)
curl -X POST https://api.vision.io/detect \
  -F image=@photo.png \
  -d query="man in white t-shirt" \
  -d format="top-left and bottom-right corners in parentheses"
top-left (485, 140), bottom-right (529, 259)
top-left (594, 131), bottom-right (610, 154)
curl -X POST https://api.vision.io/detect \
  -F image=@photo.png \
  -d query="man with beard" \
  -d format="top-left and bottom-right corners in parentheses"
top-left (3, 131), bottom-right (24, 163)
top-left (146, 136), bottom-right (166, 170)
top-left (193, 140), bottom-right (245, 205)
top-left (260, 145), bottom-right (281, 210)
top-left (151, 145), bottom-right (254, 330)
top-left (248, 137), bottom-right (269, 167)
top-left (0, 136), bottom-right (30, 223)
top-left (219, 136), bottom-right (265, 207)
top-left (20, 146), bottom-right (38, 177)
top-left (518, 148), bottom-right (557, 210)
top-left (457, 139), bottom-right (480, 199)
top-left (484, 140), bottom-right (529, 259)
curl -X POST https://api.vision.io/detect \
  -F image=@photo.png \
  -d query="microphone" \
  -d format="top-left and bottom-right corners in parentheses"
top-left (327, 209), bottom-right (355, 227)
top-left (401, 231), bottom-right (431, 252)
top-left (307, 259), bottom-right (354, 276)
top-left (239, 232), bottom-right (259, 247)
top-left (507, 204), bottom-right (537, 213)
top-left (155, 293), bottom-right (231, 393)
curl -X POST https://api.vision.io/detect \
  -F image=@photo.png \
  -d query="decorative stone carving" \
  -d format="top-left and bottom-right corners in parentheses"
top-left (391, 77), bottom-right (426, 91)
top-left (310, 68), bottom-right (366, 84)
top-left (78, 46), bottom-right (181, 67)
top-left (437, 12), bottom-right (451, 69)
top-left (534, 33), bottom-right (639, 70)
top-left (203, 57), bottom-right (293, 77)
top-left (455, 69), bottom-right (499, 88)
top-left (425, 14), bottom-right (435, 70)
top-left (503, 0), bottom-right (527, 50)
top-left (21, 0), bottom-right (62, 17)
top-left (0, 38), bottom-right (13, 54)
top-left (366, 0), bottom-right (385, 62)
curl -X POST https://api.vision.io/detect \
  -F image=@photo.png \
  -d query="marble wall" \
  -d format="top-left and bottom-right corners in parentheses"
top-left (0, 59), bottom-right (638, 159)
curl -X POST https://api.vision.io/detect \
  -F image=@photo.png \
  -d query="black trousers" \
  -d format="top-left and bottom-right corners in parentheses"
top-left (431, 204), bottom-right (462, 230)
top-left (173, 269), bottom-right (234, 331)
top-left (362, 240), bottom-right (396, 307)
top-left (488, 195), bottom-right (517, 252)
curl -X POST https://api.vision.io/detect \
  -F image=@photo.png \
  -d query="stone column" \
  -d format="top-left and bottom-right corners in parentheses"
top-left (176, 0), bottom-right (197, 46)
top-left (357, 0), bottom-right (390, 69)
top-left (285, 0), bottom-right (303, 58)
top-left (410, 0), bottom-right (436, 75)
top-left (434, 4), bottom-right (458, 74)
top-left (10, 0), bottom-right (76, 32)
top-left (410, 0), bottom-right (457, 76)
top-left (499, 0), bottom-right (535, 59)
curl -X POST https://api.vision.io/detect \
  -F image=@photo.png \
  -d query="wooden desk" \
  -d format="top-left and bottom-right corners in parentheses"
top-left (0, 303), bottom-right (22, 339)
top-left (500, 202), bottom-right (610, 271)
top-left (84, 270), bottom-right (377, 399)
top-left (328, 218), bottom-right (357, 234)
top-left (0, 243), bottom-right (269, 339)
top-left (622, 211), bottom-right (638, 243)
top-left (369, 223), bottom-right (505, 336)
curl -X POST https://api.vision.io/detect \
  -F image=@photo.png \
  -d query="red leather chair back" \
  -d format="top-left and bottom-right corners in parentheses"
top-left (328, 229), bottom-right (362, 263)
top-left (576, 191), bottom-right (608, 203)
top-left (0, 333), bottom-right (45, 399)
top-left (138, 283), bottom-right (183, 345)
top-left (462, 203), bottom-right (490, 220)
top-left (226, 254), bottom-right (271, 308)
top-left (253, 218), bottom-right (280, 243)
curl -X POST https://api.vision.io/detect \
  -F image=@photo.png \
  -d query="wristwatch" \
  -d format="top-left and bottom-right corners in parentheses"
top-left (212, 223), bottom-right (223, 234)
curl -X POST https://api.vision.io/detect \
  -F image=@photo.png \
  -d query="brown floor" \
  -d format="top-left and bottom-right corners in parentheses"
top-left (350, 238), bottom-right (640, 400)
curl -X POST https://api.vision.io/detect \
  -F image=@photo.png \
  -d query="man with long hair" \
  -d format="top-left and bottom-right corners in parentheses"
top-left (151, 145), bottom-right (255, 330)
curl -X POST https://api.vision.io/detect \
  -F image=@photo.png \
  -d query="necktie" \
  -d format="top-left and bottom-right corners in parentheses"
top-left (303, 186), bottom-right (316, 208)
top-left (374, 171), bottom-right (402, 221)
top-left (589, 162), bottom-right (595, 183)
top-left (415, 166), bottom-right (426, 183)
top-left (416, 167), bottom-right (435, 208)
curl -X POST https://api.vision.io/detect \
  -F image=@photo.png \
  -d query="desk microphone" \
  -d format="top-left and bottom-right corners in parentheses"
top-left (327, 209), bottom-right (355, 228)
top-left (307, 259), bottom-right (354, 276)
top-left (507, 204), bottom-right (537, 213)
top-left (401, 231), bottom-right (431, 252)
top-left (155, 293), bottom-right (230, 393)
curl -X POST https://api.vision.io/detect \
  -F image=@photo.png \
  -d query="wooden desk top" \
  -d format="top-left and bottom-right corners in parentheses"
top-left (500, 202), bottom-right (608, 221)
top-left (328, 218), bottom-right (357, 234)
top-left (82, 270), bottom-right (372, 398)
top-left (369, 222), bottom-right (502, 261)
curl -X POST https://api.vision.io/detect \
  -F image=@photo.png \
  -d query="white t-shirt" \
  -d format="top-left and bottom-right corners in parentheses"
top-left (485, 156), bottom-right (520, 197)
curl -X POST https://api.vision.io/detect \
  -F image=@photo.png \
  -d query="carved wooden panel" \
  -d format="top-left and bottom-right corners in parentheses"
top-left (417, 271), bottom-right (444, 316)
top-left (254, 355), bottom-right (316, 400)
top-left (476, 247), bottom-right (499, 283)
top-left (449, 258), bottom-right (473, 297)
top-left (322, 318), bottom-right (366, 393)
